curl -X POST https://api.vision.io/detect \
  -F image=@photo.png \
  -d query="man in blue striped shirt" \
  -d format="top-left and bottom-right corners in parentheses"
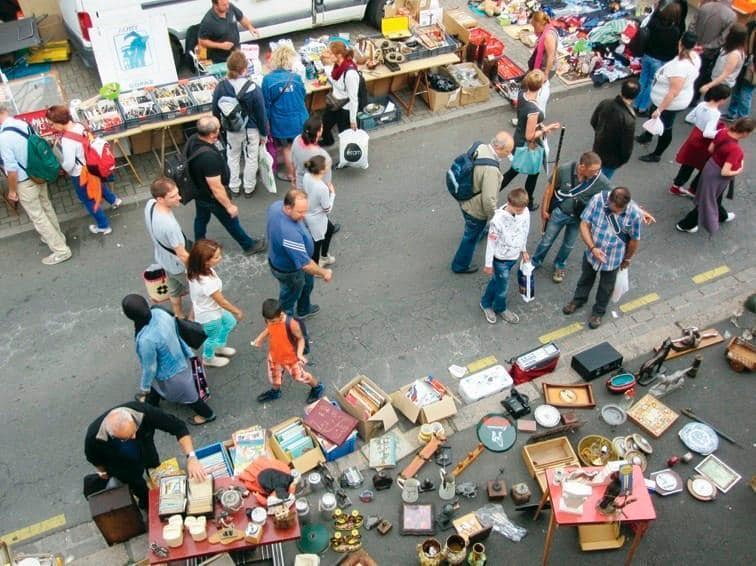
top-left (267, 189), bottom-right (333, 318)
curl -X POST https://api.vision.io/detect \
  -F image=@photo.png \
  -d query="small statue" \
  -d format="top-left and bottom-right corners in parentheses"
top-left (637, 338), bottom-right (673, 386)
top-left (649, 368), bottom-right (687, 398)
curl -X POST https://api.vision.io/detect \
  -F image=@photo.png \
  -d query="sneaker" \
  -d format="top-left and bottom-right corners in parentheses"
top-left (639, 153), bottom-right (660, 163)
top-left (669, 185), bottom-right (694, 197)
top-left (588, 315), bottom-right (603, 329)
top-left (299, 305), bottom-right (321, 320)
top-left (89, 224), bottom-right (112, 235)
top-left (480, 303), bottom-right (497, 324)
top-left (243, 238), bottom-right (267, 255)
top-left (552, 268), bottom-right (566, 283)
top-left (562, 302), bottom-right (579, 315)
top-left (511, 117), bottom-right (519, 127)
top-left (257, 388), bottom-right (282, 403)
top-left (244, 190), bottom-right (254, 199)
top-left (306, 383), bottom-right (324, 403)
top-left (215, 347), bottom-right (236, 357)
top-left (229, 187), bottom-right (241, 195)
top-left (500, 310), bottom-right (520, 324)
top-left (111, 198), bottom-right (123, 209)
top-left (453, 264), bottom-right (479, 274)
top-left (675, 223), bottom-right (698, 233)
top-left (724, 212), bottom-right (736, 223)
top-left (203, 356), bottom-right (230, 368)
top-left (319, 255), bottom-right (336, 267)
top-left (41, 250), bottom-right (72, 265)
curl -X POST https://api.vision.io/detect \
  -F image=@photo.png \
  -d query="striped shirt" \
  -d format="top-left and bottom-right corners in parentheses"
top-left (266, 200), bottom-right (314, 272)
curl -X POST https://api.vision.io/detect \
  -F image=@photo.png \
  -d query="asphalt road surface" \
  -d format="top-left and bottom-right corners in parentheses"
top-left (0, 82), bottom-right (753, 539)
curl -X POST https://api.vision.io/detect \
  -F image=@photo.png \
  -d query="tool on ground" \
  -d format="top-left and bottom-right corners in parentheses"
top-left (680, 408), bottom-right (742, 447)
top-left (377, 519), bottom-right (393, 535)
top-left (526, 421), bottom-right (584, 443)
top-left (487, 469), bottom-right (507, 501)
top-left (686, 355), bottom-right (703, 377)
top-left (637, 338), bottom-right (673, 386)
top-left (540, 126), bottom-right (567, 232)
top-left (435, 445), bottom-right (452, 468)
top-left (510, 483), bottom-right (532, 505)
top-left (455, 482), bottom-right (478, 498)
top-left (400, 435), bottom-right (443, 479)
top-left (450, 443), bottom-right (485, 477)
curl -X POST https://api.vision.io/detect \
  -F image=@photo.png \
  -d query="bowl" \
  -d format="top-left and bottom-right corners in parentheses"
top-left (577, 434), bottom-right (619, 466)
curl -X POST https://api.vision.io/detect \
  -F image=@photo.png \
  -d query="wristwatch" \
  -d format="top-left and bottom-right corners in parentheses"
top-left (186, 451), bottom-right (197, 460)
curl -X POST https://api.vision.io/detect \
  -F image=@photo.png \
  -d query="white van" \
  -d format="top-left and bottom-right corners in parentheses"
top-left (58, 0), bottom-right (389, 68)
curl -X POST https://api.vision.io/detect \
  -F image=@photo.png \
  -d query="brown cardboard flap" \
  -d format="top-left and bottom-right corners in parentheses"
top-left (391, 379), bottom-right (457, 424)
top-left (269, 417), bottom-right (325, 474)
top-left (334, 375), bottom-right (398, 441)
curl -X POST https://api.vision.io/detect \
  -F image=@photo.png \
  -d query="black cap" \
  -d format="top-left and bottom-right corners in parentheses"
top-left (681, 31), bottom-right (697, 50)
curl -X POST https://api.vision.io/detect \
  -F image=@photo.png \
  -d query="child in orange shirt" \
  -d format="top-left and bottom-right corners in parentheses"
top-left (251, 298), bottom-right (324, 403)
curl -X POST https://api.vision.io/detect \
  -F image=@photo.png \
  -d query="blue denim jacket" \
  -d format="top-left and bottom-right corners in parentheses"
top-left (262, 69), bottom-right (308, 139)
top-left (136, 309), bottom-right (193, 391)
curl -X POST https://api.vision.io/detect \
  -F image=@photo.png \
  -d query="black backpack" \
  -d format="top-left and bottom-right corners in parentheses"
top-left (164, 136), bottom-right (214, 205)
top-left (350, 69), bottom-right (369, 112)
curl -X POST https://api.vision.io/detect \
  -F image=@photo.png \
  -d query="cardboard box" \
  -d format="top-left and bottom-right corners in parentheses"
top-left (448, 63), bottom-right (490, 107)
top-left (269, 417), bottom-right (325, 474)
top-left (390, 378), bottom-right (457, 424)
top-left (443, 7), bottom-right (479, 44)
top-left (425, 66), bottom-right (460, 112)
top-left (334, 375), bottom-right (399, 441)
top-left (384, 0), bottom-right (431, 20)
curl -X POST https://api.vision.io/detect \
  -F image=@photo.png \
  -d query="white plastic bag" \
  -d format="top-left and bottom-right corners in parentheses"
top-left (258, 143), bottom-right (277, 193)
top-left (642, 117), bottom-right (664, 136)
top-left (337, 128), bottom-right (369, 169)
top-left (611, 268), bottom-right (630, 303)
top-left (517, 260), bottom-right (535, 302)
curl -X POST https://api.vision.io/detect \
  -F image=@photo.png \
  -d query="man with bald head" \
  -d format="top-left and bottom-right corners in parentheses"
top-left (85, 402), bottom-right (205, 508)
top-left (186, 116), bottom-right (266, 255)
top-left (451, 132), bottom-right (514, 273)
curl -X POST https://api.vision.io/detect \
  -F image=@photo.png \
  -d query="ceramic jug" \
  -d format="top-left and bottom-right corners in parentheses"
top-left (416, 537), bottom-right (443, 566)
top-left (467, 542), bottom-right (486, 566)
top-left (397, 477), bottom-right (420, 503)
top-left (443, 534), bottom-right (467, 565)
top-left (438, 469), bottom-right (456, 500)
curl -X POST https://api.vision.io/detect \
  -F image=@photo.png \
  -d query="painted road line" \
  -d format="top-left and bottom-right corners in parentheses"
top-left (692, 265), bottom-right (730, 284)
top-left (539, 322), bottom-right (584, 344)
top-left (0, 514), bottom-right (66, 545)
top-left (467, 355), bottom-right (497, 373)
top-left (620, 293), bottom-right (660, 314)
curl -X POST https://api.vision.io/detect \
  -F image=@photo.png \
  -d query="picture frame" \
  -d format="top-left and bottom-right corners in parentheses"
top-left (695, 454), bottom-right (741, 493)
top-left (400, 503), bottom-right (435, 535)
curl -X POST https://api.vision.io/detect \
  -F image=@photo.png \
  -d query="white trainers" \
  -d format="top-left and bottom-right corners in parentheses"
top-left (501, 310), bottom-right (520, 324)
top-left (41, 250), bottom-right (72, 265)
top-left (89, 224), bottom-right (112, 235)
top-left (112, 198), bottom-right (123, 209)
top-left (675, 223), bottom-right (698, 233)
top-left (480, 303), bottom-right (497, 324)
top-left (725, 212), bottom-right (736, 223)
top-left (203, 356), bottom-right (230, 368)
top-left (215, 347), bottom-right (237, 357)
top-left (319, 255), bottom-right (336, 267)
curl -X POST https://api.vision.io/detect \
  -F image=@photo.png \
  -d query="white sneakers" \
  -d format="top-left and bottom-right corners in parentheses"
top-left (319, 255), bottom-right (336, 267)
top-left (112, 198), bottom-right (123, 209)
top-left (42, 250), bottom-right (72, 265)
top-left (89, 224), bottom-right (112, 235)
top-left (215, 347), bottom-right (236, 357)
top-left (725, 212), bottom-right (736, 223)
top-left (203, 356), bottom-right (230, 368)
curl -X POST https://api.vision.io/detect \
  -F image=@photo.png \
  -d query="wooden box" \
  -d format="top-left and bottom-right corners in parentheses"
top-left (87, 484), bottom-right (145, 545)
top-left (522, 436), bottom-right (579, 492)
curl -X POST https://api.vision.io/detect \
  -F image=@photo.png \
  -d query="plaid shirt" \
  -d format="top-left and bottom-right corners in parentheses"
top-left (581, 191), bottom-right (642, 271)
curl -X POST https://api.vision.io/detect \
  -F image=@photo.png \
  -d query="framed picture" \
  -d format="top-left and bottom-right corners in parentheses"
top-left (400, 503), bottom-right (435, 535)
top-left (695, 455), bottom-right (741, 493)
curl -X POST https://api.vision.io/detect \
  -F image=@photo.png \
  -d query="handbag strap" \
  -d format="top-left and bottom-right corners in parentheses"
top-left (149, 202), bottom-right (188, 255)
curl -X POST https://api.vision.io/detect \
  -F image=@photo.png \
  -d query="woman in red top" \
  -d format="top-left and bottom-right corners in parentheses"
top-left (676, 118), bottom-right (755, 235)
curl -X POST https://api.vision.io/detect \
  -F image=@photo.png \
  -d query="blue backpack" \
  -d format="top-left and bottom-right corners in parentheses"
top-left (446, 142), bottom-right (499, 201)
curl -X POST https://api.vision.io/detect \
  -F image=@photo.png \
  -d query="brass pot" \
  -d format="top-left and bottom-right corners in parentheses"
top-left (444, 534), bottom-right (467, 565)
top-left (416, 537), bottom-right (443, 566)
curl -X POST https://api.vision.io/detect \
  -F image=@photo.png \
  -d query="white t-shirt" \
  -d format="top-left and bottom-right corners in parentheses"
top-left (684, 102), bottom-right (721, 138)
top-left (59, 123), bottom-right (87, 176)
top-left (651, 53), bottom-right (702, 111)
top-left (189, 268), bottom-right (223, 324)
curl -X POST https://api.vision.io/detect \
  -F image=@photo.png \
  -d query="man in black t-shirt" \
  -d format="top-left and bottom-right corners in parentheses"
top-left (187, 116), bottom-right (266, 254)
top-left (198, 0), bottom-right (259, 64)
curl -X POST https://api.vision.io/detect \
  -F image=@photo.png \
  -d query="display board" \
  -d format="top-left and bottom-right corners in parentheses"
top-left (90, 11), bottom-right (177, 90)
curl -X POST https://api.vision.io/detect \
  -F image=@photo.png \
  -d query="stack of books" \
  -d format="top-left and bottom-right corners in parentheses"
top-left (198, 450), bottom-right (230, 480)
top-left (274, 421), bottom-right (314, 459)
top-left (232, 425), bottom-right (267, 476)
top-left (186, 476), bottom-right (214, 515)
top-left (343, 380), bottom-right (387, 419)
top-left (303, 399), bottom-right (358, 446)
top-left (405, 377), bottom-right (444, 407)
top-left (158, 475), bottom-right (186, 517)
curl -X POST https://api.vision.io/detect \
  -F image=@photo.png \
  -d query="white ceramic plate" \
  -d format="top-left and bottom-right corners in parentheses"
top-left (534, 404), bottom-right (561, 428)
top-left (679, 423), bottom-right (719, 455)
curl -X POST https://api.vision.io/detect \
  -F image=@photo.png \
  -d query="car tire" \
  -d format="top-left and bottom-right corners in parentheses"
top-left (365, 0), bottom-right (389, 29)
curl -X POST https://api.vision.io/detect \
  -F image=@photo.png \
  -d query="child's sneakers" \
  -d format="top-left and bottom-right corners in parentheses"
top-left (203, 356), bottom-right (230, 368)
top-left (306, 383), bottom-right (324, 403)
top-left (257, 388), bottom-right (282, 403)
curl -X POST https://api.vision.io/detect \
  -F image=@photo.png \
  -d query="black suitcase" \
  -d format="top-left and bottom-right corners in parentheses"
top-left (571, 341), bottom-right (623, 381)
top-left (87, 482), bottom-right (145, 545)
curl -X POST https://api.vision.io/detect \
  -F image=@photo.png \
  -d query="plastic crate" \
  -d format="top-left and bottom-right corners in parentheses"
top-left (117, 88), bottom-right (161, 130)
top-left (497, 54), bottom-right (526, 81)
top-left (324, 430), bottom-right (358, 462)
top-left (357, 96), bottom-right (401, 131)
top-left (75, 97), bottom-right (125, 136)
top-left (185, 76), bottom-right (220, 113)
top-left (405, 34), bottom-right (459, 61)
top-left (195, 441), bottom-right (233, 479)
top-left (468, 27), bottom-right (493, 45)
top-left (152, 82), bottom-right (196, 121)
top-left (16, 109), bottom-right (56, 139)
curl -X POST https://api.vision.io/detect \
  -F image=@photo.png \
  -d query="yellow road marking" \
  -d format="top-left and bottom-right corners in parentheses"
top-left (539, 322), bottom-right (584, 344)
top-left (467, 355), bottom-right (497, 373)
top-left (620, 293), bottom-right (660, 313)
top-left (692, 265), bottom-right (730, 284)
top-left (0, 514), bottom-right (66, 545)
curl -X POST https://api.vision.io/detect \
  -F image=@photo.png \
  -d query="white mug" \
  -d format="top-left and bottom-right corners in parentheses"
top-left (396, 477), bottom-right (420, 503)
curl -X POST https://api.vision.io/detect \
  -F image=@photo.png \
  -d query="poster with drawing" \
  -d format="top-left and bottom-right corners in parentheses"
top-left (90, 13), bottom-right (177, 90)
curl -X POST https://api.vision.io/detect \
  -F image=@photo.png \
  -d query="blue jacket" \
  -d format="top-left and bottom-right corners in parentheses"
top-left (262, 69), bottom-right (308, 139)
top-left (135, 308), bottom-right (193, 392)
top-left (212, 78), bottom-right (269, 136)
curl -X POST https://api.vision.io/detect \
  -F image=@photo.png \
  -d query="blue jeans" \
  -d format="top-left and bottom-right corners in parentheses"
top-left (451, 210), bottom-right (488, 272)
top-left (602, 167), bottom-right (616, 179)
top-left (71, 176), bottom-right (118, 229)
top-left (481, 258), bottom-right (517, 313)
top-left (531, 207), bottom-right (579, 270)
top-left (270, 265), bottom-right (313, 317)
top-left (636, 55), bottom-right (663, 112)
top-left (202, 309), bottom-right (237, 359)
top-left (726, 80), bottom-right (754, 119)
top-left (194, 199), bottom-right (255, 251)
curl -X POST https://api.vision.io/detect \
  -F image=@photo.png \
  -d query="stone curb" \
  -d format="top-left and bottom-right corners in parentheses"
top-left (17, 272), bottom-right (748, 565)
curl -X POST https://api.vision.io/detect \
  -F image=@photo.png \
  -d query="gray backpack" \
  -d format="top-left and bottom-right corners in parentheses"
top-left (218, 79), bottom-right (253, 133)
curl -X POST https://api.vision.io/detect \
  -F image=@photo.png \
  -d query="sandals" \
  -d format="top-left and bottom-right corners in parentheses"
top-left (188, 414), bottom-right (217, 426)
top-left (275, 170), bottom-right (294, 183)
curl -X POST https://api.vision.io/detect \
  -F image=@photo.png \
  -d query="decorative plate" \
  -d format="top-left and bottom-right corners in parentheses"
top-left (632, 433), bottom-right (653, 454)
top-left (623, 449), bottom-right (648, 472)
top-left (679, 422), bottom-right (719, 455)
top-left (650, 469), bottom-right (683, 496)
top-left (601, 404), bottom-right (627, 426)
top-left (476, 414), bottom-right (517, 453)
top-left (612, 436), bottom-right (627, 457)
top-left (687, 475), bottom-right (717, 501)
top-left (534, 404), bottom-right (561, 428)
